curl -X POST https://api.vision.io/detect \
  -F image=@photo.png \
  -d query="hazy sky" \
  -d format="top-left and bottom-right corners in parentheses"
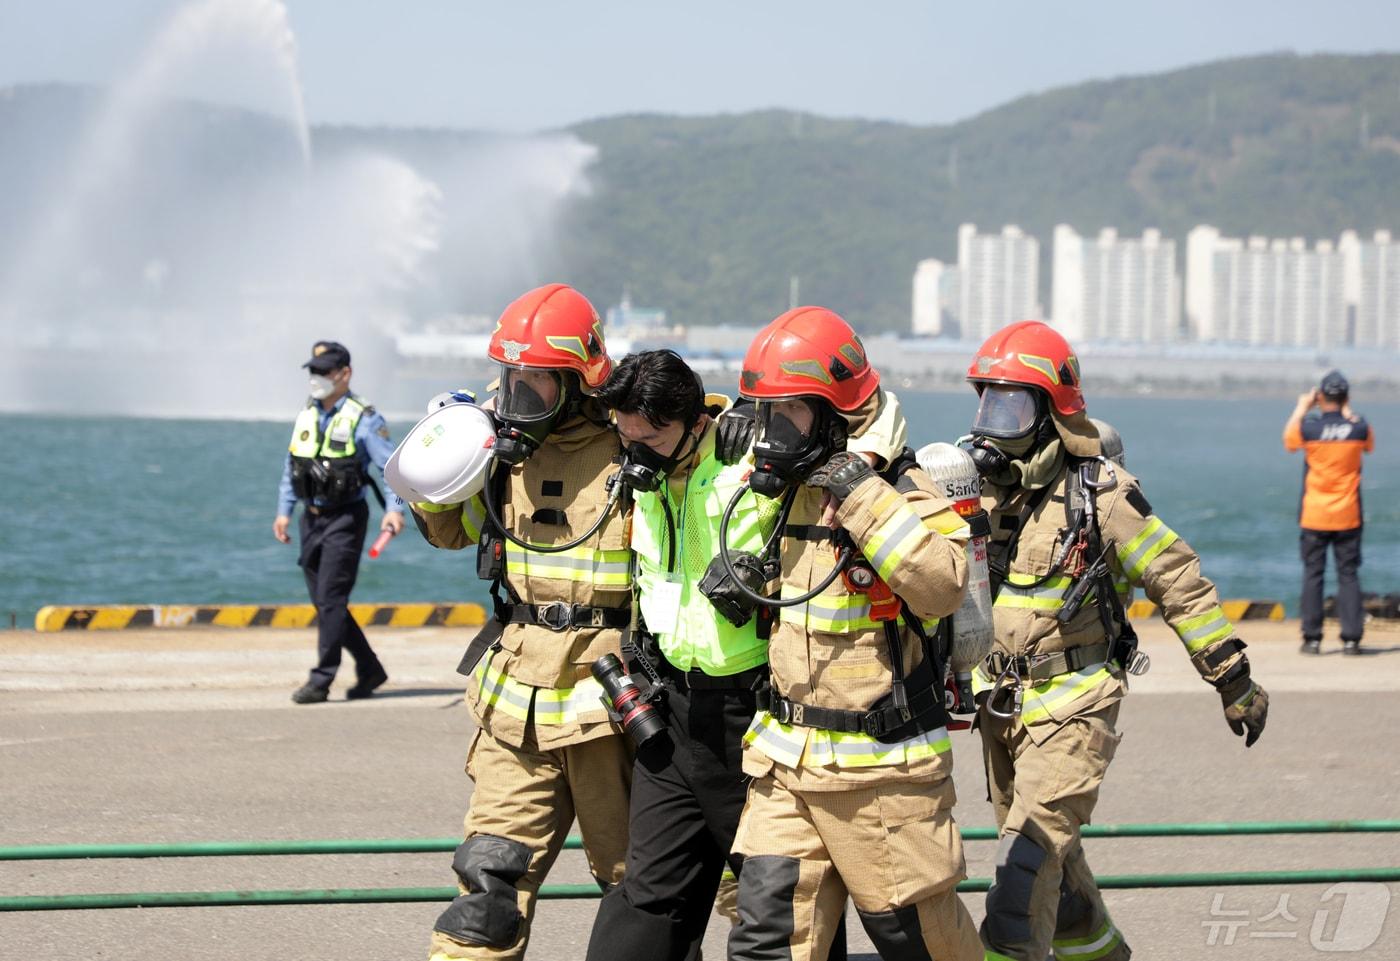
top-left (2, 0), bottom-right (1398, 132)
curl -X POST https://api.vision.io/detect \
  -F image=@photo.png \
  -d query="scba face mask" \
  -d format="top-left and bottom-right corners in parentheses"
top-left (619, 427), bottom-right (695, 493)
top-left (971, 385), bottom-right (1041, 440)
top-left (493, 367), bottom-right (570, 465)
top-left (749, 398), bottom-right (846, 497)
top-left (308, 374), bottom-right (336, 400)
top-left (967, 385), bottom-right (1044, 477)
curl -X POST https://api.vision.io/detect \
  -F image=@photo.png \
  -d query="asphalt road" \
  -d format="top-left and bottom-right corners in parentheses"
top-left (2, 620), bottom-right (1398, 960)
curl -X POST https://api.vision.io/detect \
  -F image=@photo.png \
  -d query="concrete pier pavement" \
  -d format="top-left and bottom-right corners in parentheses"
top-left (2, 619), bottom-right (1398, 960)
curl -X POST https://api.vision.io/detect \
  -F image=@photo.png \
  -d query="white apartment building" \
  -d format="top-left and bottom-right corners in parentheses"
top-left (1354, 229), bottom-right (1400, 350)
top-left (1184, 226), bottom-right (1348, 349)
top-left (955, 224), bottom-right (1040, 342)
top-left (1052, 225), bottom-right (1179, 343)
top-left (911, 258), bottom-right (958, 336)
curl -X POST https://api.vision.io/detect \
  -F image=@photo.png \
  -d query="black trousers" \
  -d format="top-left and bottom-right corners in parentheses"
top-left (1300, 526), bottom-right (1364, 642)
top-left (299, 500), bottom-right (382, 688)
top-left (585, 673), bottom-right (756, 961)
top-left (586, 671), bottom-right (847, 961)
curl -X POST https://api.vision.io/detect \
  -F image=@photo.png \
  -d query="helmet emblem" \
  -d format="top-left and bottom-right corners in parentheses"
top-left (741, 369), bottom-right (764, 391)
top-left (500, 340), bottom-right (529, 362)
top-left (976, 356), bottom-right (995, 375)
top-left (299, 430), bottom-right (310, 441)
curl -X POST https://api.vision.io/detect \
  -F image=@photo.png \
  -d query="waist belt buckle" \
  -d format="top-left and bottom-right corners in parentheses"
top-left (864, 710), bottom-right (887, 738)
top-left (773, 698), bottom-right (802, 725)
top-left (537, 602), bottom-right (572, 632)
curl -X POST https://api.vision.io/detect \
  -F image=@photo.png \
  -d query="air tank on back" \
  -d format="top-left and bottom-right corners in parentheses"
top-left (916, 442), bottom-right (994, 713)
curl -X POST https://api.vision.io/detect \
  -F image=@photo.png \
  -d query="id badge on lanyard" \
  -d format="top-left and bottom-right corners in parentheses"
top-left (641, 574), bottom-right (683, 636)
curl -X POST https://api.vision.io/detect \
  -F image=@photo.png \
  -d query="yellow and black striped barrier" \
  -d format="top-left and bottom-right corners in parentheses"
top-left (1125, 599), bottom-right (1284, 621)
top-left (33, 603), bottom-right (487, 632)
top-left (34, 599), bottom-right (1286, 630)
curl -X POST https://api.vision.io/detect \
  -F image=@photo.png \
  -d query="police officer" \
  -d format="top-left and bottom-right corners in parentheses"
top-left (728, 308), bottom-right (983, 961)
top-left (274, 340), bottom-right (405, 704)
top-left (410, 285), bottom-right (634, 961)
top-left (966, 321), bottom-right (1270, 961)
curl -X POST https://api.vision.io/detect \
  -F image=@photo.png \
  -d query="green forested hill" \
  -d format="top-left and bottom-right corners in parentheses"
top-left (6, 54), bottom-right (1400, 332)
top-left (561, 53), bottom-right (1400, 330)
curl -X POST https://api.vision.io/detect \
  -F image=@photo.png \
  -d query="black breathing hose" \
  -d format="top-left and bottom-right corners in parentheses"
top-left (480, 460), bottom-right (625, 554)
top-left (716, 484), bottom-right (852, 608)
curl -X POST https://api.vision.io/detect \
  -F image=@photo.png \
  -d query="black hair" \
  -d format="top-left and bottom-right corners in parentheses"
top-left (597, 350), bottom-right (706, 430)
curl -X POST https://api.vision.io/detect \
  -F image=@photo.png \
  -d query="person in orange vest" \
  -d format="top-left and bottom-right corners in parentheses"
top-left (1283, 370), bottom-right (1375, 655)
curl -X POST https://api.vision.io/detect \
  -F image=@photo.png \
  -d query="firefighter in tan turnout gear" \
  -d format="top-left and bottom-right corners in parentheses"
top-left (725, 307), bottom-right (983, 961)
top-left (965, 321), bottom-right (1271, 961)
top-left (411, 285), bottom-right (634, 961)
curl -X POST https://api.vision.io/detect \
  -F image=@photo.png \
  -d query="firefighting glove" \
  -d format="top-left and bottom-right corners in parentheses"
top-left (715, 400), bottom-right (758, 465)
top-left (1219, 675), bottom-right (1269, 747)
top-left (806, 451), bottom-right (875, 501)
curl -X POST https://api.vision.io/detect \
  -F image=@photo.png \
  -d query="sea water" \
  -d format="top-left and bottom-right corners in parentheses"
top-left (3, 393), bottom-right (1396, 627)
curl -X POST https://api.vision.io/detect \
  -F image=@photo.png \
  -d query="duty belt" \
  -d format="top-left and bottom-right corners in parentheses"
top-left (983, 643), bottom-right (1110, 684)
top-left (503, 602), bottom-right (629, 632)
top-left (656, 655), bottom-right (767, 693)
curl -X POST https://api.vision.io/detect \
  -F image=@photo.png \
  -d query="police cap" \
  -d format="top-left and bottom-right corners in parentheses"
top-left (303, 341), bottom-right (351, 373)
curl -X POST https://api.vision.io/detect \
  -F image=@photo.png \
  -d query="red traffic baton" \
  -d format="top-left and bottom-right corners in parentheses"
top-left (368, 529), bottom-right (396, 559)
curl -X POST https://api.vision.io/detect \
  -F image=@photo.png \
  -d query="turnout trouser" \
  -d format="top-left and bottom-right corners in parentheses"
top-left (585, 678), bottom-right (756, 961)
top-left (1300, 526), bottom-right (1364, 642)
top-left (979, 699), bottom-right (1130, 961)
top-left (429, 726), bottom-right (633, 961)
top-left (298, 499), bottom-right (382, 689)
top-left (729, 775), bottom-right (981, 961)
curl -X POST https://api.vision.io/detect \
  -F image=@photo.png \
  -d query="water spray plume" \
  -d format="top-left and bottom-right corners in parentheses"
top-left (0, 0), bottom-right (596, 417)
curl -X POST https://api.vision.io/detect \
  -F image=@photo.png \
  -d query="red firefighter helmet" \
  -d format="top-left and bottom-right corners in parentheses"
top-left (967, 320), bottom-right (1085, 416)
top-left (739, 306), bottom-right (880, 412)
top-left (488, 284), bottom-right (611, 390)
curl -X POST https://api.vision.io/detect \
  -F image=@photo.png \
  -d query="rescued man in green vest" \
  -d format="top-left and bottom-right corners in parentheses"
top-left (274, 340), bottom-right (404, 704)
top-left (584, 349), bottom-right (910, 961)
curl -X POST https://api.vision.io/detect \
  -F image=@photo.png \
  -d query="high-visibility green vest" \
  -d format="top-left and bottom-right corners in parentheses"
top-left (632, 436), bottom-right (779, 677)
top-left (288, 396), bottom-right (368, 459)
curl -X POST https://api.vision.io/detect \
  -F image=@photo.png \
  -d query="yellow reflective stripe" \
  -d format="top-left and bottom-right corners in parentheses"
top-left (1020, 664), bottom-right (1111, 725)
top-left (780, 589), bottom-right (937, 634)
top-left (531, 676), bottom-right (608, 725)
top-left (1054, 919), bottom-right (1124, 959)
top-left (1174, 605), bottom-right (1234, 653)
top-left (807, 726), bottom-right (951, 768)
top-left (996, 573), bottom-right (1074, 611)
top-left (473, 654), bottom-right (531, 721)
top-left (460, 497), bottom-right (485, 542)
top-left (745, 712), bottom-right (951, 769)
top-left (504, 545), bottom-right (632, 586)
top-left (864, 505), bottom-right (925, 581)
top-left (743, 712), bottom-right (806, 767)
top-left (1116, 517), bottom-right (1178, 582)
top-left (473, 652), bottom-right (606, 725)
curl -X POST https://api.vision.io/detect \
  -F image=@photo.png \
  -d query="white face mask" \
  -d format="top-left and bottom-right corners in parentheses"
top-left (308, 374), bottom-right (335, 399)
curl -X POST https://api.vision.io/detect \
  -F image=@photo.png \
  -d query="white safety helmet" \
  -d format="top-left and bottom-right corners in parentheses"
top-left (384, 402), bottom-right (495, 505)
